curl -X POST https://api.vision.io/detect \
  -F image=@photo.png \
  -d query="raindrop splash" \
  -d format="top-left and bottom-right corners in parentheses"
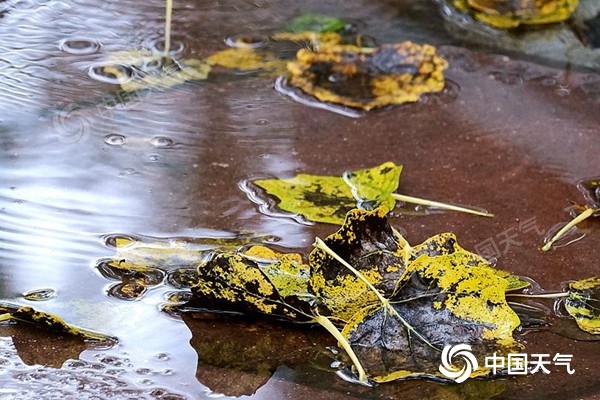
top-left (104, 134), bottom-right (126, 146)
top-left (22, 288), bottom-right (57, 301)
top-left (224, 34), bottom-right (270, 49)
top-left (59, 38), bottom-right (101, 55)
top-left (150, 136), bottom-right (175, 148)
top-left (88, 63), bottom-right (134, 85)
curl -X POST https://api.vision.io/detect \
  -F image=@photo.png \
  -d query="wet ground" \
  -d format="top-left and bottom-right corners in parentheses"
top-left (1, 0), bottom-right (600, 399)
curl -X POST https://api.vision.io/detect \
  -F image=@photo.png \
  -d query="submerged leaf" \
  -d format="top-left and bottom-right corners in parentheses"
top-left (99, 234), bottom-right (277, 299)
top-left (208, 32), bottom-right (343, 76)
top-left (285, 13), bottom-right (348, 34)
top-left (0, 303), bottom-right (117, 345)
top-left (207, 48), bottom-right (288, 75)
top-left (93, 50), bottom-right (210, 92)
top-left (287, 41), bottom-right (448, 110)
top-left (564, 277), bottom-right (600, 334)
top-left (451, 0), bottom-right (579, 29)
top-left (184, 314), bottom-right (328, 397)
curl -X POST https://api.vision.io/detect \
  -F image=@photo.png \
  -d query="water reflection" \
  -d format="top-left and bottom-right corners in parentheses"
top-left (1, 0), bottom-right (600, 399)
top-left (0, 0), bottom-right (310, 397)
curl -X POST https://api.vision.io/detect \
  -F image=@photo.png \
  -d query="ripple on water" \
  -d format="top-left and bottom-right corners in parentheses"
top-left (58, 37), bottom-right (101, 55)
top-left (150, 136), bottom-right (175, 148)
top-left (224, 34), bottom-right (269, 49)
top-left (0, 339), bottom-right (187, 400)
top-left (88, 63), bottom-right (134, 85)
top-left (104, 134), bottom-right (127, 146)
top-left (147, 153), bottom-right (160, 162)
top-left (21, 288), bottom-right (57, 301)
top-left (145, 36), bottom-right (185, 57)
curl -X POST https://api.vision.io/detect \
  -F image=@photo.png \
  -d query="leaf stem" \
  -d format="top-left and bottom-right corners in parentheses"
top-left (506, 292), bottom-right (569, 299)
top-left (541, 208), bottom-right (596, 251)
top-left (391, 193), bottom-right (493, 217)
top-left (313, 238), bottom-right (388, 305)
top-left (313, 315), bottom-right (369, 384)
top-left (164, 0), bottom-right (173, 56)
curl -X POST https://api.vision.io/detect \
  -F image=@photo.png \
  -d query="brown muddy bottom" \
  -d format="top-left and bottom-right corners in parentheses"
top-left (1, 0), bottom-right (600, 399)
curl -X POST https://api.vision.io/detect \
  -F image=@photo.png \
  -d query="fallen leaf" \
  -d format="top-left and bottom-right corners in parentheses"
top-left (253, 162), bottom-right (400, 225)
top-left (451, 0), bottom-right (579, 28)
top-left (183, 249), bottom-right (313, 322)
top-left (98, 233), bottom-right (274, 299)
top-left (564, 277), bottom-right (600, 334)
top-left (0, 303), bottom-right (117, 346)
top-left (308, 207), bottom-right (407, 322)
top-left (305, 207), bottom-right (521, 381)
top-left (93, 50), bottom-right (211, 92)
top-left (287, 41), bottom-right (448, 110)
top-left (285, 13), bottom-right (348, 34)
top-left (340, 250), bottom-right (522, 382)
top-left (252, 162), bottom-right (490, 225)
top-left (208, 32), bottom-right (343, 76)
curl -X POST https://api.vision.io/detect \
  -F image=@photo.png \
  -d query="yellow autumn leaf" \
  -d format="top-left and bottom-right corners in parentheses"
top-left (451, 0), bottom-right (579, 29)
top-left (287, 41), bottom-right (448, 110)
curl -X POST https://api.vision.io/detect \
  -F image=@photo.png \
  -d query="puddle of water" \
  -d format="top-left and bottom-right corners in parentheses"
top-left (1, 0), bottom-right (600, 399)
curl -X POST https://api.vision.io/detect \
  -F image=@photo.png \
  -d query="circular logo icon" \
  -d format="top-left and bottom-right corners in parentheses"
top-left (439, 344), bottom-right (479, 383)
top-left (53, 103), bottom-right (92, 144)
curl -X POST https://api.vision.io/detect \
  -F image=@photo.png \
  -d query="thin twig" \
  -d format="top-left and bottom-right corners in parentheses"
top-left (313, 315), bottom-right (369, 384)
top-left (164, 0), bottom-right (173, 55)
top-left (392, 193), bottom-right (493, 217)
top-left (506, 292), bottom-right (569, 299)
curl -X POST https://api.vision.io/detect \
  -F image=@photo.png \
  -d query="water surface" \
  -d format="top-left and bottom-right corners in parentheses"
top-left (1, 0), bottom-right (600, 399)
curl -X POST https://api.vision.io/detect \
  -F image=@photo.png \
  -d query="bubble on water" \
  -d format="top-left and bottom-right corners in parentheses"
top-left (255, 118), bottom-right (269, 126)
top-left (119, 168), bottom-right (137, 177)
top-left (224, 34), bottom-right (269, 49)
top-left (136, 368), bottom-right (154, 376)
top-left (155, 353), bottom-right (172, 362)
top-left (22, 288), bottom-right (56, 301)
top-left (59, 37), bottom-right (101, 55)
top-left (88, 63), bottom-right (134, 84)
top-left (150, 136), bottom-right (174, 148)
top-left (104, 134), bottom-right (126, 146)
top-left (148, 153), bottom-right (160, 162)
